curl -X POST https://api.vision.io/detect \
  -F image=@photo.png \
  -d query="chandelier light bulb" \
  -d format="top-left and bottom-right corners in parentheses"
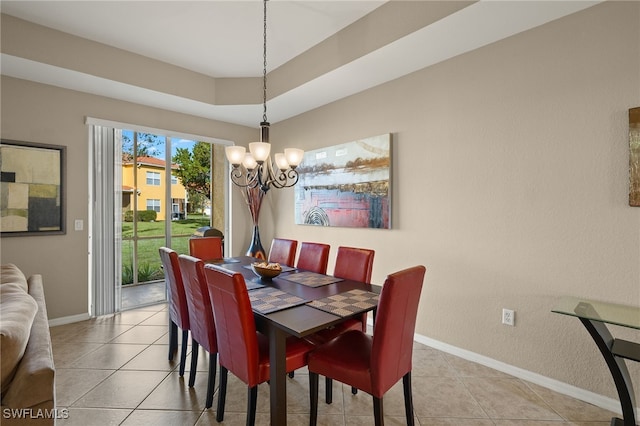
top-left (225, 146), bottom-right (246, 166)
top-left (274, 153), bottom-right (289, 171)
top-left (242, 153), bottom-right (258, 171)
top-left (284, 148), bottom-right (305, 168)
top-left (249, 142), bottom-right (271, 163)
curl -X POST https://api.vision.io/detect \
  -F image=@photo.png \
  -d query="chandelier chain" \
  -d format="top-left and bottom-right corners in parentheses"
top-left (262, 0), bottom-right (268, 123)
top-left (224, 0), bottom-right (302, 197)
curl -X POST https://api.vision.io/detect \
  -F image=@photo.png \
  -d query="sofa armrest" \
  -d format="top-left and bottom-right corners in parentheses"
top-left (1, 276), bottom-right (55, 412)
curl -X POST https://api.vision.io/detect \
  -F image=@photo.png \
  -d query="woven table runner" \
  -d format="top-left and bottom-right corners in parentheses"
top-left (281, 272), bottom-right (344, 288)
top-left (248, 287), bottom-right (307, 314)
top-left (245, 278), bottom-right (266, 291)
top-left (205, 258), bottom-right (240, 264)
top-left (307, 289), bottom-right (379, 317)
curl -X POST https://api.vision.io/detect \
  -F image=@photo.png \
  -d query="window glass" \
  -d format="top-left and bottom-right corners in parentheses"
top-left (146, 171), bottom-right (161, 186)
top-left (146, 199), bottom-right (161, 212)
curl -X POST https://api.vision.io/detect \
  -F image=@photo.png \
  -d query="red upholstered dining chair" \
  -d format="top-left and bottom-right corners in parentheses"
top-left (177, 254), bottom-right (218, 409)
top-left (296, 242), bottom-right (330, 274)
top-left (203, 264), bottom-right (314, 425)
top-left (308, 246), bottom-right (375, 402)
top-left (267, 238), bottom-right (297, 266)
top-left (158, 247), bottom-right (190, 377)
top-left (189, 236), bottom-right (223, 261)
top-left (308, 265), bottom-right (426, 426)
top-left (334, 246), bottom-right (375, 286)
top-left (334, 246), bottom-right (375, 326)
top-left (286, 241), bottom-right (331, 379)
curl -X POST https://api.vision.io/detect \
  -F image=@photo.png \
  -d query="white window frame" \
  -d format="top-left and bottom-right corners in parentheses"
top-left (146, 171), bottom-right (161, 186)
top-left (146, 199), bottom-right (161, 212)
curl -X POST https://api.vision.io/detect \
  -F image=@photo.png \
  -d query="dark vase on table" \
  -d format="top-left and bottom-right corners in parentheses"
top-left (247, 224), bottom-right (266, 260)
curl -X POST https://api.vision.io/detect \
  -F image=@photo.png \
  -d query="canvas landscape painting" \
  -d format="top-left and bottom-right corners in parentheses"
top-left (295, 134), bottom-right (391, 229)
top-left (630, 107), bottom-right (640, 206)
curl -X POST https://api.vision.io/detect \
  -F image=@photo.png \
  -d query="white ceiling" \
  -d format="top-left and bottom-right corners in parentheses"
top-left (0, 1), bottom-right (601, 127)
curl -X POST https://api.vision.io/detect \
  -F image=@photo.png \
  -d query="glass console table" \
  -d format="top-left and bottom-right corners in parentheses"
top-left (552, 297), bottom-right (640, 426)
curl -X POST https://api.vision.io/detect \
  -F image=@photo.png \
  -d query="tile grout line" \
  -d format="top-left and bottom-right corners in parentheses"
top-left (441, 351), bottom-right (496, 424)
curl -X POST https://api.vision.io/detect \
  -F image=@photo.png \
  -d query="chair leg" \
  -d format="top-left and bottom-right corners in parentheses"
top-left (309, 372), bottom-right (319, 426)
top-left (352, 386), bottom-right (358, 395)
top-left (179, 330), bottom-right (189, 377)
top-left (247, 386), bottom-right (258, 426)
top-left (188, 339), bottom-right (199, 387)
top-left (325, 377), bottom-right (332, 404)
top-left (216, 366), bottom-right (228, 422)
top-left (402, 372), bottom-right (415, 426)
top-left (205, 352), bottom-right (217, 409)
top-left (168, 320), bottom-right (178, 361)
top-left (373, 396), bottom-right (384, 426)
top-left (288, 371), bottom-right (294, 378)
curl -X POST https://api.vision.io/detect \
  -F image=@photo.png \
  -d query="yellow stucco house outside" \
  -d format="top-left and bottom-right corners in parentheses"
top-left (121, 156), bottom-right (186, 221)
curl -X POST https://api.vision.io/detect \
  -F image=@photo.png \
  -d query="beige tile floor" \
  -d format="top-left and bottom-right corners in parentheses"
top-left (51, 303), bottom-right (617, 426)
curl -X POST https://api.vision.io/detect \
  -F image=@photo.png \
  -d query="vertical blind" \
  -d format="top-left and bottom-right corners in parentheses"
top-left (89, 124), bottom-right (122, 316)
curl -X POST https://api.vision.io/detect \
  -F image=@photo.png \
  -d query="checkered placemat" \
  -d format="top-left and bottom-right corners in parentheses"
top-left (248, 287), bottom-right (307, 314)
top-left (281, 272), bottom-right (344, 288)
top-left (307, 289), bottom-right (379, 317)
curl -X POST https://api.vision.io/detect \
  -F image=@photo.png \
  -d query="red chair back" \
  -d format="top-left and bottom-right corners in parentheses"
top-left (159, 247), bottom-right (189, 330)
top-left (189, 237), bottom-right (223, 260)
top-left (178, 255), bottom-right (217, 354)
top-left (204, 266), bottom-right (262, 387)
top-left (334, 246), bottom-right (375, 283)
top-left (371, 265), bottom-right (426, 396)
top-left (267, 238), bottom-right (297, 266)
top-left (296, 242), bottom-right (330, 274)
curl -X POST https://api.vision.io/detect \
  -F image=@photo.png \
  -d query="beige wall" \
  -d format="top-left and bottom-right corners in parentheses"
top-left (0, 77), bottom-right (257, 319)
top-left (267, 2), bottom-right (640, 404)
top-left (0, 0), bottom-right (638, 411)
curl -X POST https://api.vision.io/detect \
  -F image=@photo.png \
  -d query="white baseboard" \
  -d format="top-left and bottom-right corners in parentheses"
top-left (413, 332), bottom-right (635, 419)
top-left (48, 314), bottom-right (635, 419)
top-left (48, 312), bottom-right (90, 327)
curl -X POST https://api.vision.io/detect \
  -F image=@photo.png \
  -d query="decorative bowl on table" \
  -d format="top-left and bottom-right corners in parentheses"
top-left (251, 262), bottom-right (282, 279)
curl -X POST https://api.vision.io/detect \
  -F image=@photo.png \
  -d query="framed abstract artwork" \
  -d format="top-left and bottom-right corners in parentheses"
top-left (294, 134), bottom-right (391, 229)
top-left (1, 139), bottom-right (66, 236)
top-left (630, 107), bottom-right (640, 206)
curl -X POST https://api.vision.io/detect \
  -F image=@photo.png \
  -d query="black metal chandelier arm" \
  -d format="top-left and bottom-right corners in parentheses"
top-left (258, 160), bottom-right (278, 189)
top-left (263, 159), bottom-right (287, 189)
top-left (250, 163), bottom-right (272, 193)
top-left (284, 169), bottom-right (300, 186)
top-left (269, 168), bottom-right (300, 189)
top-left (257, 166), bottom-right (271, 193)
top-left (229, 166), bottom-right (259, 189)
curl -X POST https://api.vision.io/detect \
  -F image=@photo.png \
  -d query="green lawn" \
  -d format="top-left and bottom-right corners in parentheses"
top-left (121, 216), bottom-right (211, 238)
top-left (121, 216), bottom-right (211, 284)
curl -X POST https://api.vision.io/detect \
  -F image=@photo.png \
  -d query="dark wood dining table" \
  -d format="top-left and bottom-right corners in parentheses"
top-left (206, 256), bottom-right (380, 426)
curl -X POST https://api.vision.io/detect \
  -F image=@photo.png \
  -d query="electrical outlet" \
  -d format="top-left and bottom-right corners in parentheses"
top-left (502, 308), bottom-right (515, 326)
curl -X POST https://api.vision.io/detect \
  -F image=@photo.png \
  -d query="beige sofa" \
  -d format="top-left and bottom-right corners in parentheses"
top-left (1, 264), bottom-right (55, 425)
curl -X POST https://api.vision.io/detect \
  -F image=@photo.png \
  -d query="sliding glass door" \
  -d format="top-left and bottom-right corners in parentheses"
top-left (88, 119), bottom-right (229, 316)
top-left (120, 131), bottom-right (214, 309)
